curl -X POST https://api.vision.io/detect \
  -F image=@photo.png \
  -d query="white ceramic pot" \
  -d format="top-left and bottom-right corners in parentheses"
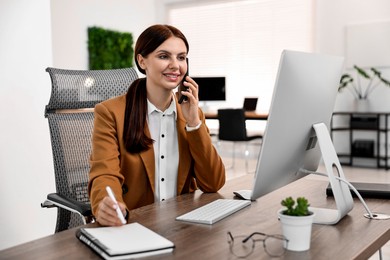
top-left (277, 209), bottom-right (315, 252)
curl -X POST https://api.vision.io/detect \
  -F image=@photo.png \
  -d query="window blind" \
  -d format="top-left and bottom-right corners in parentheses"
top-left (167, 0), bottom-right (314, 111)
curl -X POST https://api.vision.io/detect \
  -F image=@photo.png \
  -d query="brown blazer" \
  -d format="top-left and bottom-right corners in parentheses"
top-left (88, 94), bottom-right (225, 216)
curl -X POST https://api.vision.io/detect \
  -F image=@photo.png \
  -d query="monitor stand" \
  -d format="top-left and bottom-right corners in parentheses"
top-left (302, 123), bottom-right (354, 225)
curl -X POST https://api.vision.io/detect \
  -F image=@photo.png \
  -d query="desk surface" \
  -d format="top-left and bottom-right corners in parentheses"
top-left (2, 175), bottom-right (389, 259)
top-left (204, 111), bottom-right (268, 120)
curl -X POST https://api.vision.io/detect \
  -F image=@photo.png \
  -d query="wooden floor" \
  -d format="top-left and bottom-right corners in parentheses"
top-left (216, 140), bottom-right (390, 260)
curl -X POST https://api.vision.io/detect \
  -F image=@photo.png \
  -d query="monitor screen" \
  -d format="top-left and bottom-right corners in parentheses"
top-left (193, 77), bottom-right (226, 101)
top-left (234, 50), bottom-right (351, 224)
top-left (243, 97), bottom-right (258, 111)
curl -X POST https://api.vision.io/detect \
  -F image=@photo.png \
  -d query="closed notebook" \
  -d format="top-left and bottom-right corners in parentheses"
top-left (76, 222), bottom-right (175, 259)
top-left (326, 182), bottom-right (390, 199)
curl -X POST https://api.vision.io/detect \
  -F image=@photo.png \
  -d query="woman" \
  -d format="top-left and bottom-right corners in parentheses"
top-left (88, 24), bottom-right (226, 226)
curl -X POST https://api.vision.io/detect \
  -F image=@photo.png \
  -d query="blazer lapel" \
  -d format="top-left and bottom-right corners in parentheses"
top-left (139, 125), bottom-right (156, 194)
top-left (175, 101), bottom-right (192, 194)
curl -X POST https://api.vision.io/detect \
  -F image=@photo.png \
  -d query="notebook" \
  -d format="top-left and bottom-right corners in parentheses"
top-left (243, 97), bottom-right (258, 111)
top-left (326, 182), bottom-right (390, 199)
top-left (76, 222), bottom-right (175, 259)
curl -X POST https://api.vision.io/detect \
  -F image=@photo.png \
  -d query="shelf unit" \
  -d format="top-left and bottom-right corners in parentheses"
top-left (331, 111), bottom-right (390, 169)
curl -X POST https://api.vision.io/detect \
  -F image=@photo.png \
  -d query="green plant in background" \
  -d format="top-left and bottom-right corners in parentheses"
top-left (338, 65), bottom-right (390, 100)
top-left (281, 197), bottom-right (310, 216)
top-left (88, 26), bottom-right (134, 70)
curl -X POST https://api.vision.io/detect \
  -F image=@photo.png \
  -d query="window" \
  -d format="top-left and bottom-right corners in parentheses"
top-left (167, 0), bottom-right (314, 112)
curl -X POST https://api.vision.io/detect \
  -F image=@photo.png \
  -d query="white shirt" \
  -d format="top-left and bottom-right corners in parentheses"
top-left (147, 96), bottom-right (179, 202)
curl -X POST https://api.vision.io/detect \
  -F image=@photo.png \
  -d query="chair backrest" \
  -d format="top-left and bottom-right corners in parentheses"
top-left (217, 108), bottom-right (248, 141)
top-left (45, 67), bottom-right (138, 231)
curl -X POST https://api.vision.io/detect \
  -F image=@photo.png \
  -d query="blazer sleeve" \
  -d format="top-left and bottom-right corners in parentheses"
top-left (186, 109), bottom-right (226, 192)
top-left (88, 101), bottom-right (126, 216)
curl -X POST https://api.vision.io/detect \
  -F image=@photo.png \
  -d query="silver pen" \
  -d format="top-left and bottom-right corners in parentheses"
top-left (105, 186), bottom-right (126, 224)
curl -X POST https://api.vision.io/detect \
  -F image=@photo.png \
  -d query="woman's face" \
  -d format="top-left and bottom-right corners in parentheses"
top-left (137, 36), bottom-right (188, 93)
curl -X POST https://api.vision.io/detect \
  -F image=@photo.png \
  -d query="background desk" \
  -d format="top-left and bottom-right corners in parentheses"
top-left (1, 175), bottom-right (389, 259)
top-left (204, 111), bottom-right (268, 120)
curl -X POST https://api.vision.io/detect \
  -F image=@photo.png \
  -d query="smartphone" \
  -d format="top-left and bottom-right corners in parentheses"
top-left (178, 58), bottom-right (189, 104)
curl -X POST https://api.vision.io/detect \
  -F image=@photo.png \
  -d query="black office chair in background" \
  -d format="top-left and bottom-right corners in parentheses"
top-left (41, 67), bottom-right (138, 232)
top-left (217, 108), bottom-right (263, 172)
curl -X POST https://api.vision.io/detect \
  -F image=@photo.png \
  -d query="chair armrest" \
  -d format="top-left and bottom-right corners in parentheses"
top-left (41, 193), bottom-right (92, 217)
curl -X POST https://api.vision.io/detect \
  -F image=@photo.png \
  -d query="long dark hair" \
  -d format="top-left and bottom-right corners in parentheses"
top-left (123, 24), bottom-right (189, 153)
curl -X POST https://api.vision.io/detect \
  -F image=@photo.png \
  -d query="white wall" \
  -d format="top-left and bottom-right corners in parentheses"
top-left (51, 0), bottom-right (157, 69)
top-left (1, 0), bottom-right (390, 251)
top-left (0, 0), bottom-right (55, 250)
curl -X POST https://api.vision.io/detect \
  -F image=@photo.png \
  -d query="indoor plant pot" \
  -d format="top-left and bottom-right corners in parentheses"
top-left (278, 197), bottom-right (315, 252)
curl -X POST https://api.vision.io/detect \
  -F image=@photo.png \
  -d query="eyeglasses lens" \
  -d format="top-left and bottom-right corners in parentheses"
top-left (264, 235), bottom-right (286, 257)
top-left (229, 235), bottom-right (255, 258)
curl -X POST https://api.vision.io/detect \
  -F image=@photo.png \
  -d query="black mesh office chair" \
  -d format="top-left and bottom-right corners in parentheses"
top-left (217, 108), bottom-right (263, 172)
top-left (41, 67), bottom-right (138, 232)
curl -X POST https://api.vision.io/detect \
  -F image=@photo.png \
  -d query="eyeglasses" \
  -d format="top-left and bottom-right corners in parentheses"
top-left (227, 231), bottom-right (288, 258)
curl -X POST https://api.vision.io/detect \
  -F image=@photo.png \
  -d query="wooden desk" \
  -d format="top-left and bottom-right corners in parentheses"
top-left (2, 175), bottom-right (389, 259)
top-left (204, 111), bottom-right (268, 120)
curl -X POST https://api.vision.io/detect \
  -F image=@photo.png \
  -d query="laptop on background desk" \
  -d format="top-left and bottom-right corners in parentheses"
top-left (243, 97), bottom-right (258, 111)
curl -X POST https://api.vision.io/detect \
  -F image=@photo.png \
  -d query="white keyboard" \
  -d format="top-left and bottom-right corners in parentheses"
top-left (176, 199), bottom-right (251, 225)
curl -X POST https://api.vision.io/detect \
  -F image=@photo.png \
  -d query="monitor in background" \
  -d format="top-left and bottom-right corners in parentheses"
top-left (243, 97), bottom-right (258, 111)
top-left (234, 50), bottom-right (353, 225)
top-left (194, 77), bottom-right (226, 101)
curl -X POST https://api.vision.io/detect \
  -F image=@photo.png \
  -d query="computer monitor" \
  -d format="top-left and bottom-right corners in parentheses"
top-left (194, 77), bottom-right (226, 101)
top-left (234, 50), bottom-right (354, 225)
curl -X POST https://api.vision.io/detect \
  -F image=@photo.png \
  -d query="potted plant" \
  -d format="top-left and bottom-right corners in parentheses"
top-left (277, 196), bottom-right (315, 252)
top-left (338, 65), bottom-right (390, 100)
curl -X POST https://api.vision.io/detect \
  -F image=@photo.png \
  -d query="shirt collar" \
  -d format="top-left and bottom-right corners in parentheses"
top-left (147, 93), bottom-right (177, 119)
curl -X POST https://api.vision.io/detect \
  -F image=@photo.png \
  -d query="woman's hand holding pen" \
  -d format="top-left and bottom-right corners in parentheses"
top-left (180, 76), bottom-right (201, 126)
top-left (96, 195), bottom-right (127, 226)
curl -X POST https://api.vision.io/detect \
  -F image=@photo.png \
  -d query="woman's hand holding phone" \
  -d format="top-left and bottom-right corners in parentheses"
top-left (178, 58), bottom-right (201, 127)
top-left (178, 58), bottom-right (189, 104)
